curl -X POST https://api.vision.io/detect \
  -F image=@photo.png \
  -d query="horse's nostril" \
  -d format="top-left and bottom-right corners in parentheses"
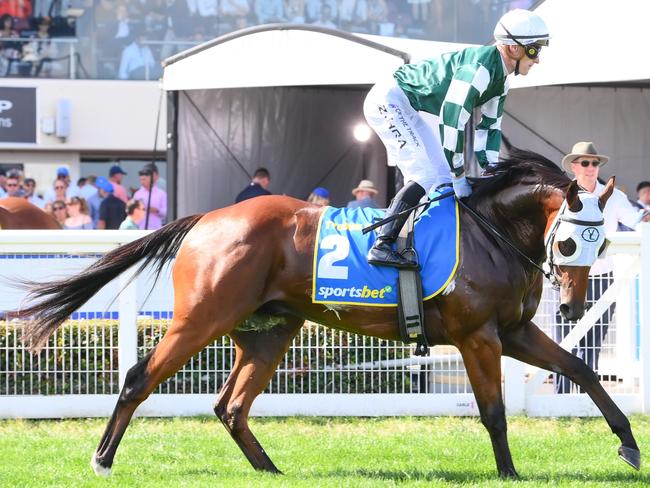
top-left (559, 303), bottom-right (570, 317)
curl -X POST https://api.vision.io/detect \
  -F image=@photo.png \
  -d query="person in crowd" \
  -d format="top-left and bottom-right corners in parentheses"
top-left (0, 0), bottom-right (32, 22)
top-left (367, 0), bottom-right (389, 34)
top-left (283, 0), bottom-right (305, 22)
top-left (97, 176), bottom-right (126, 229)
top-left (305, 0), bottom-right (337, 23)
top-left (363, 8), bottom-right (549, 268)
top-left (21, 16), bottom-right (59, 77)
top-left (219, 0), bottom-right (250, 30)
top-left (44, 166), bottom-right (80, 203)
top-left (79, 175), bottom-right (98, 200)
top-left (23, 178), bottom-right (45, 208)
top-left (339, 0), bottom-right (367, 30)
top-left (554, 142), bottom-right (650, 394)
top-left (118, 27), bottom-right (160, 80)
top-left (47, 199), bottom-right (68, 228)
top-left (634, 181), bottom-right (650, 211)
top-left (108, 164), bottom-right (128, 203)
top-left (44, 178), bottom-right (69, 206)
top-left (86, 175), bottom-right (104, 228)
top-left (119, 198), bottom-right (146, 229)
top-left (346, 179), bottom-right (379, 208)
top-left (4, 174), bottom-right (23, 197)
top-left (0, 168), bottom-right (6, 197)
top-left (187, 0), bottom-right (218, 32)
top-left (255, 0), bottom-right (284, 24)
top-left (311, 3), bottom-right (336, 28)
top-left (307, 187), bottom-right (330, 206)
top-left (0, 14), bottom-right (20, 74)
top-left (133, 164), bottom-right (167, 229)
top-left (235, 167), bottom-right (272, 203)
top-left (159, 0), bottom-right (193, 60)
top-left (64, 196), bottom-right (93, 229)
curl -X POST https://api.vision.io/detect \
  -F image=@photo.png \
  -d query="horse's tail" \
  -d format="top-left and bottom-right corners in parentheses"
top-left (18, 214), bottom-right (204, 353)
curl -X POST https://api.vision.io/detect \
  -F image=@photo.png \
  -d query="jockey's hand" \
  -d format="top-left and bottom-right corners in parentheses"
top-left (452, 175), bottom-right (472, 199)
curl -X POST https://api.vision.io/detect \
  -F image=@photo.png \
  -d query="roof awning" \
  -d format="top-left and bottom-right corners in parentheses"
top-left (162, 24), bottom-right (473, 91)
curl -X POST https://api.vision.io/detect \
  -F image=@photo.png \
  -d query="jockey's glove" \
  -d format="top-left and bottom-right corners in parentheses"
top-left (452, 175), bottom-right (472, 199)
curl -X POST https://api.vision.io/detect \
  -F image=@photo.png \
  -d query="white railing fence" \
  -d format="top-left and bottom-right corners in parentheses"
top-left (1, 227), bottom-right (649, 418)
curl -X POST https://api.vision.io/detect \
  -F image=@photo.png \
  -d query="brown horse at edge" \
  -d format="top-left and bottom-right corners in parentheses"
top-left (0, 197), bottom-right (60, 229)
top-left (16, 148), bottom-right (640, 478)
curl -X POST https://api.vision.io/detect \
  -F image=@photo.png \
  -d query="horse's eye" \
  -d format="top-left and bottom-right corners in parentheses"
top-left (557, 238), bottom-right (577, 257)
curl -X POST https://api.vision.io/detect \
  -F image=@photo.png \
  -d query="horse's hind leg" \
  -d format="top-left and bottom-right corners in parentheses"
top-left (91, 323), bottom-right (227, 475)
top-left (214, 316), bottom-right (304, 473)
top-left (502, 320), bottom-right (640, 470)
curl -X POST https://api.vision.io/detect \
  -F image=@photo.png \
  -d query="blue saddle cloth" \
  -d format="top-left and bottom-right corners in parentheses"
top-left (312, 188), bottom-right (459, 306)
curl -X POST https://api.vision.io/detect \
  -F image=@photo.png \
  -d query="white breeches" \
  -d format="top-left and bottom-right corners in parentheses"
top-left (363, 78), bottom-right (452, 192)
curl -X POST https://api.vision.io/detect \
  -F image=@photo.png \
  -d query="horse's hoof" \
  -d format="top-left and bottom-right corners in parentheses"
top-left (498, 468), bottom-right (519, 480)
top-left (618, 446), bottom-right (641, 470)
top-left (90, 454), bottom-right (112, 476)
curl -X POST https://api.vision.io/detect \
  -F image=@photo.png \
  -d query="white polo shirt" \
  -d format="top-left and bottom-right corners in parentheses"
top-left (589, 181), bottom-right (643, 275)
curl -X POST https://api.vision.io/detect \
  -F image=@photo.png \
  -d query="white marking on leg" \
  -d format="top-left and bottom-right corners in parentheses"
top-left (91, 454), bottom-right (112, 476)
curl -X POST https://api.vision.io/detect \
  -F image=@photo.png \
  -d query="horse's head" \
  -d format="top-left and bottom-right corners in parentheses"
top-left (545, 178), bottom-right (615, 321)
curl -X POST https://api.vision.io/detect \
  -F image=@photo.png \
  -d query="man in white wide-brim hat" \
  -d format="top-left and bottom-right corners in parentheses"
top-left (554, 141), bottom-right (648, 394)
top-left (346, 179), bottom-right (380, 209)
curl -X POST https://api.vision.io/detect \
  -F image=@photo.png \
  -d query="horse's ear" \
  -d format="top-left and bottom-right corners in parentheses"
top-left (566, 180), bottom-right (582, 212)
top-left (599, 176), bottom-right (615, 210)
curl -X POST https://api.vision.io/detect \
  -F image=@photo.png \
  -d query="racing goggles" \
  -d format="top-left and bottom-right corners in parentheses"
top-left (522, 41), bottom-right (546, 60)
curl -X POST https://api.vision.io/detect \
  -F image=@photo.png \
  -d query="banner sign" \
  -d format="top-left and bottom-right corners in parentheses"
top-left (0, 87), bottom-right (36, 143)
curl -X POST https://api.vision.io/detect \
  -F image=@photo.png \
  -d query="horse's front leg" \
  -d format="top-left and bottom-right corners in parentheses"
top-left (459, 325), bottom-right (518, 479)
top-left (502, 320), bottom-right (640, 470)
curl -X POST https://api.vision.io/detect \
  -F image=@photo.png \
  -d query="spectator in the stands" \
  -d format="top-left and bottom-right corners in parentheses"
top-left (311, 3), bottom-right (336, 28)
top-left (159, 0), bottom-right (193, 60)
top-left (78, 175), bottom-right (98, 200)
top-left (0, 0), bottom-right (32, 26)
top-left (255, 0), bottom-right (285, 24)
top-left (0, 14), bottom-right (20, 74)
top-left (235, 167), bottom-right (272, 203)
top-left (339, 0), bottom-right (367, 30)
top-left (108, 164), bottom-right (128, 203)
top-left (187, 0), bottom-right (218, 32)
top-left (21, 16), bottom-right (59, 77)
top-left (119, 198), bottom-right (146, 229)
top-left (307, 187), bottom-right (330, 206)
top-left (305, 0), bottom-right (337, 23)
top-left (634, 181), bottom-right (650, 211)
top-left (44, 167), bottom-right (80, 203)
top-left (284, 0), bottom-right (305, 22)
top-left (47, 199), bottom-right (68, 228)
top-left (97, 176), bottom-right (126, 229)
top-left (86, 176), bottom-right (104, 228)
top-left (346, 179), bottom-right (379, 208)
top-left (118, 26), bottom-right (160, 80)
top-left (0, 168), bottom-right (7, 197)
top-left (64, 196), bottom-right (93, 229)
top-left (5, 173), bottom-right (23, 197)
top-left (23, 178), bottom-right (46, 208)
top-left (134, 164), bottom-right (167, 229)
top-left (219, 0), bottom-right (250, 30)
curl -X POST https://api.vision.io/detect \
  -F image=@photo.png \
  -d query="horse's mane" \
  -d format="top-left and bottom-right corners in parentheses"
top-left (468, 144), bottom-right (570, 206)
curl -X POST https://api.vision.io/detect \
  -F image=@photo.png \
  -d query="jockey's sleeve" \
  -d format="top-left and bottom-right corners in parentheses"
top-left (474, 78), bottom-right (509, 168)
top-left (439, 63), bottom-right (490, 178)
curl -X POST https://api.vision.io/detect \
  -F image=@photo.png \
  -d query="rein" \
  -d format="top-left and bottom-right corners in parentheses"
top-left (456, 198), bottom-right (557, 285)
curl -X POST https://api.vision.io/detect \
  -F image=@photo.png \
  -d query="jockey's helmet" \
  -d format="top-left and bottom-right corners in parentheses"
top-left (494, 9), bottom-right (550, 47)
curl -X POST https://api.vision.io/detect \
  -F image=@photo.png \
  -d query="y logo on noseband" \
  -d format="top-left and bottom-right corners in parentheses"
top-left (582, 227), bottom-right (600, 242)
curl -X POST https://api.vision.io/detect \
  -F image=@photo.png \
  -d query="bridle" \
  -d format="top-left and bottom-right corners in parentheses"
top-left (459, 190), bottom-right (605, 290)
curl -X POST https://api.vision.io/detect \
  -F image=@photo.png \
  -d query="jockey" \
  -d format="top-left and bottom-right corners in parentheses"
top-left (365, 8), bottom-right (550, 269)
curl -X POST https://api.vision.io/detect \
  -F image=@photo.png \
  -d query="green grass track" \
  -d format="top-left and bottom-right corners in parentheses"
top-left (1, 416), bottom-right (649, 487)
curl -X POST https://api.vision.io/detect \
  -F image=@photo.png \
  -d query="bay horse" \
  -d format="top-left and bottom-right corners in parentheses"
top-left (0, 197), bottom-right (60, 229)
top-left (15, 148), bottom-right (640, 479)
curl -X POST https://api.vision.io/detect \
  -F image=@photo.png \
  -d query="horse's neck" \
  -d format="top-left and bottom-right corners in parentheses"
top-left (486, 184), bottom-right (560, 263)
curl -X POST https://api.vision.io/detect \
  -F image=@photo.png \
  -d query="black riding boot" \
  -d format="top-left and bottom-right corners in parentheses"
top-left (367, 181), bottom-right (426, 269)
